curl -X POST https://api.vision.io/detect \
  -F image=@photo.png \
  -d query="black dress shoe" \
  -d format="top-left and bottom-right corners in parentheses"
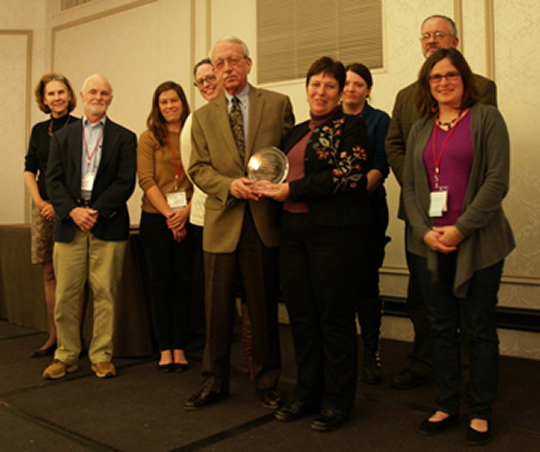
top-left (391, 368), bottom-right (431, 390)
top-left (275, 400), bottom-right (320, 422)
top-left (311, 407), bottom-right (351, 432)
top-left (184, 388), bottom-right (228, 410)
top-left (467, 422), bottom-right (491, 446)
top-left (157, 362), bottom-right (174, 373)
top-left (173, 363), bottom-right (189, 373)
top-left (419, 413), bottom-right (460, 435)
top-left (258, 387), bottom-right (282, 410)
top-left (30, 343), bottom-right (56, 358)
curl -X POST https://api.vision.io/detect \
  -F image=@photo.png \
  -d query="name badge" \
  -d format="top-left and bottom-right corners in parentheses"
top-left (429, 189), bottom-right (448, 217)
top-left (82, 173), bottom-right (96, 192)
top-left (167, 190), bottom-right (187, 211)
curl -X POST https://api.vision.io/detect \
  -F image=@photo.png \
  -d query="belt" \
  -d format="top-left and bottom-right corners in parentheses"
top-left (78, 198), bottom-right (91, 207)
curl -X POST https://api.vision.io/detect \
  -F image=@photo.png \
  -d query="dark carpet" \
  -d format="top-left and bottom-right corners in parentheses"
top-left (1, 320), bottom-right (539, 451)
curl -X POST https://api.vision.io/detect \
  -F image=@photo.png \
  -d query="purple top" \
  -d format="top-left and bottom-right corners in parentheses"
top-left (283, 108), bottom-right (337, 213)
top-left (423, 110), bottom-right (473, 226)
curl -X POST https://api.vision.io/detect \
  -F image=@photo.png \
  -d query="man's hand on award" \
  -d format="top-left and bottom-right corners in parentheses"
top-left (230, 177), bottom-right (259, 201)
top-left (254, 181), bottom-right (290, 202)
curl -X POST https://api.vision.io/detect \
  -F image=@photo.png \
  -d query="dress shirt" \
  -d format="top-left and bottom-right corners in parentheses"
top-left (81, 115), bottom-right (106, 198)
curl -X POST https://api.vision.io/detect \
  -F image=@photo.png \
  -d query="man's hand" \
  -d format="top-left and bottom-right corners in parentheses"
top-left (229, 178), bottom-right (259, 201)
top-left (70, 207), bottom-right (98, 233)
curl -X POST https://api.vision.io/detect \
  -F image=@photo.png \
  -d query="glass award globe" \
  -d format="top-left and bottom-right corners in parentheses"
top-left (247, 147), bottom-right (289, 184)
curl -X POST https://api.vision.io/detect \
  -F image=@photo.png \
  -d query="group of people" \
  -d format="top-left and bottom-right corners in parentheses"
top-left (24, 13), bottom-right (513, 447)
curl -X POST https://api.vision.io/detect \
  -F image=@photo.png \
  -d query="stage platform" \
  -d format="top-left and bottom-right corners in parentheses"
top-left (1, 320), bottom-right (539, 451)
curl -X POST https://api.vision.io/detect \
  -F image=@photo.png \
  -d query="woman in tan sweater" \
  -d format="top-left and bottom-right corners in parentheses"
top-left (137, 81), bottom-right (194, 372)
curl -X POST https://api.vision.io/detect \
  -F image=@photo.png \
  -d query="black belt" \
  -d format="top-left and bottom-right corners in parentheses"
top-left (78, 198), bottom-right (91, 207)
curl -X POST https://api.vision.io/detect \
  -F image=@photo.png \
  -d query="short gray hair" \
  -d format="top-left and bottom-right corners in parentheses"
top-left (81, 74), bottom-right (113, 95)
top-left (211, 35), bottom-right (250, 62)
top-left (421, 15), bottom-right (457, 38)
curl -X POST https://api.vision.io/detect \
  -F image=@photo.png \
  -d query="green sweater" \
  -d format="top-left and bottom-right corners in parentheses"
top-left (403, 102), bottom-right (515, 298)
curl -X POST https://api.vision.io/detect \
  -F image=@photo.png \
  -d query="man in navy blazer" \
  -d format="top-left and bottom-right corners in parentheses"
top-left (43, 74), bottom-right (136, 380)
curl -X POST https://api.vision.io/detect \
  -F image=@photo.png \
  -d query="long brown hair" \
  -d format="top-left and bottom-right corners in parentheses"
top-left (415, 48), bottom-right (479, 118)
top-left (146, 81), bottom-right (190, 146)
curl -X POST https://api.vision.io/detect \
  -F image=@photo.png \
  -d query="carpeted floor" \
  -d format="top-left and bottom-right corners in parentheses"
top-left (1, 319), bottom-right (539, 452)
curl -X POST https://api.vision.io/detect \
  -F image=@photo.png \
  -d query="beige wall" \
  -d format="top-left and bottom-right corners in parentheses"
top-left (2, 0), bottom-right (540, 358)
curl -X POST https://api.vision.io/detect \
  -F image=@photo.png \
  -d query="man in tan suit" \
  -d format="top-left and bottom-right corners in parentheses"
top-left (185, 36), bottom-right (294, 410)
top-left (386, 15), bottom-right (497, 390)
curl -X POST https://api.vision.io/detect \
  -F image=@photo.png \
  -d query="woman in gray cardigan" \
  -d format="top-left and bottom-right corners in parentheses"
top-left (403, 48), bottom-right (514, 446)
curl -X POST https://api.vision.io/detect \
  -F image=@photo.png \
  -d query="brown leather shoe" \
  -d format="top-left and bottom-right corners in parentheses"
top-left (43, 359), bottom-right (78, 380)
top-left (91, 361), bottom-right (116, 378)
top-left (184, 388), bottom-right (229, 410)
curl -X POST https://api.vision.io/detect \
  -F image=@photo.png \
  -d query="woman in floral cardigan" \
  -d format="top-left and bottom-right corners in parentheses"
top-left (256, 56), bottom-right (372, 432)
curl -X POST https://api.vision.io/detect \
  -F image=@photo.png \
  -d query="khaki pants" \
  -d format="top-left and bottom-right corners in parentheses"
top-left (53, 229), bottom-right (127, 364)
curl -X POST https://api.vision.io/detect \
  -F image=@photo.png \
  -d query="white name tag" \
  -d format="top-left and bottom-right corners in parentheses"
top-left (82, 173), bottom-right (96, 192)
top-left (429, 190), bottom-right (448, 217)
top-left (167, 191), bottom-right (187, 211)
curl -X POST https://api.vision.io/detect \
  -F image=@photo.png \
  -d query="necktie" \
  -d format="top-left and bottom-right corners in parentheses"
top-left (229, 96), bottom-right (245, 159)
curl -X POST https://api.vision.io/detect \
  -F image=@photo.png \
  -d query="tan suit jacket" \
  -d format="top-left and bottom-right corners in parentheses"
top-left (189, 85), bottom-right (294, 253)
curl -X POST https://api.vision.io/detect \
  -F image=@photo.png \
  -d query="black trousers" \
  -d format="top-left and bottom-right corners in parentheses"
top-left (140, 212), bottom-right (195, 351)
top-left (201, 206), bottom-right (281, 394)
top-left (280, 212), bottom-right (368, 410)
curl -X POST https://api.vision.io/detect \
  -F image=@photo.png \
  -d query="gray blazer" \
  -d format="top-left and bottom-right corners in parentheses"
top-left (403, 103), bottom-right (515, 297)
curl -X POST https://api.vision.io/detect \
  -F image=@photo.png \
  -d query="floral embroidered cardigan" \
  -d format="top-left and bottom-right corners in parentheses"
top-left (285, 109), bottom-right (373, 227)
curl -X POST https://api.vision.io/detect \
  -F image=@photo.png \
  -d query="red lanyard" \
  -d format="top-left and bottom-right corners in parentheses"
top-left (167, 134), bottom-right (182, 190)
top-left (431, 111), bottom-right (463, 189)
top-left (82, 125), bottom-right (104, 169)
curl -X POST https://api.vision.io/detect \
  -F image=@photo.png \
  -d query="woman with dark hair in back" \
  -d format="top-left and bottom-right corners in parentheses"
top-left (403, 48), bottom-right (514, 446)
top-left (138, 81), bottom-right (195, 373)
top-left (256, 56), bottom-right (372, 431)
top-left (24, 73), bottom-right (78, 358)
top-left (342, 63), bottom-right (391, 384)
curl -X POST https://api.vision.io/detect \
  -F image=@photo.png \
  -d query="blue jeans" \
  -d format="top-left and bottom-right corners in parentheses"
top-left (412, 252), bottom-right (503, 420)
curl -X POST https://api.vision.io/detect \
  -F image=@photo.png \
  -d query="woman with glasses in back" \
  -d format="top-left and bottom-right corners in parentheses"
top-left (24, 73), bottom-right (78, 358)
top-left (403, 48), bottom-right (514, 446)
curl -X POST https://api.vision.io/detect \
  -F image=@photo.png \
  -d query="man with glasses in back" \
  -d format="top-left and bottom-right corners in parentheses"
top-left (184, 36), bottom-right (294, 410)
top-left (386, 15), bottom-right (497, 390)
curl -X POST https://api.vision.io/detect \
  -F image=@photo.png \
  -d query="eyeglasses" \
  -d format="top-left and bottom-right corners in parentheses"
top-left (429, 72), bottom-right (461, 84)
top-left (193, 74), bottom-right (217, 87)
top-left (420, 31), bottom-right (449, 41)
top-left (214, 56), bottom-right (246, 71)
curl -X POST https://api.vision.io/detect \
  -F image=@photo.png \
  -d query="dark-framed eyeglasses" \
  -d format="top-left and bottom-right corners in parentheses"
top-left (194, 74), bottom-right (217, 87)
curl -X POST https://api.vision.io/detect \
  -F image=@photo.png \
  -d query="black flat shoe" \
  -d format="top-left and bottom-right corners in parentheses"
top-left (157, 362), bottom-right (174, 373)
top-left (173, 363), bottom-right (189, 373)
top-left (311, 407), bottom-right (351, 432)
top-left (467, 422), bottom-right (491, 446)
top-left (30, 343), bottom-right (56, 358)
top-left (419, 413), bottom-right (460, 435)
